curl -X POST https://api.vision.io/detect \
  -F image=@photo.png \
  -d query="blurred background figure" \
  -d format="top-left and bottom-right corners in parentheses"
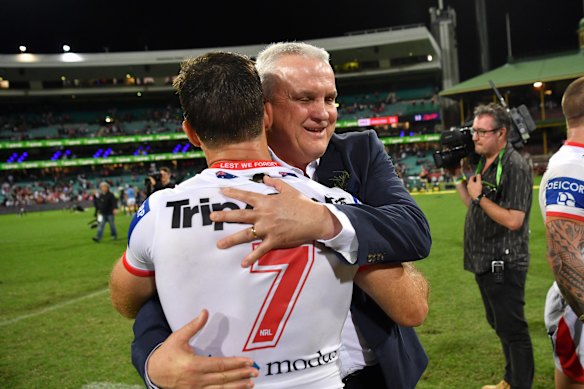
top-left (92, 181), bottom-right (118, 242)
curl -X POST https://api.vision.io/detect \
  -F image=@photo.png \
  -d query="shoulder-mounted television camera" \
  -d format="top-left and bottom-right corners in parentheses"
top-left (145, 172), bottom-right (162, 189)
top-left (433, 80), bottom-right (536, 170)
top-left (433, 126), bottom-right (479, 169)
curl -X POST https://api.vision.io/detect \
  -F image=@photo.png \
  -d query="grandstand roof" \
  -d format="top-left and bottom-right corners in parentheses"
top-left (439, 49), bottom-right (584, 97)
top-left (0, 25), bottom-right (441, 98)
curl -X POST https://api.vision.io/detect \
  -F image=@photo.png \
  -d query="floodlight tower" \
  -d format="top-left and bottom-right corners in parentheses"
top-left (429, 0), bottom-right (460, 89)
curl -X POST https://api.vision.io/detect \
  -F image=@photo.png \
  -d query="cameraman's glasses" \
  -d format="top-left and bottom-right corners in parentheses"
top-left (470, 127), bottom-right (500, 137)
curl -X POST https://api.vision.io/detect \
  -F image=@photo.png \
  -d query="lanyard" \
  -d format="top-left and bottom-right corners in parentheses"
top-left (475, 147), bottom-right (505, 188)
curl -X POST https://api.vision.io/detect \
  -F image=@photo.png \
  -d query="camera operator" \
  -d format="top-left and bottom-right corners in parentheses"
top-left (145, 166), bottom-right (175, 197)
top-left (450, 103), bottom-right (534, 389)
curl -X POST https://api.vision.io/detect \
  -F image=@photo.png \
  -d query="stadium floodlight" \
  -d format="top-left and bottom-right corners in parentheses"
top-left (19, 45), bottom-right (27, 53)
top-left (62, 44), bottom-right (71, 52)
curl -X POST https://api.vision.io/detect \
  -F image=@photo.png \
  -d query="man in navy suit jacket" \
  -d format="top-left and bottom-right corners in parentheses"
top-left (319, 130), bottom-right (430, 388)
top-left (131, 42), bottom-right (431, 389)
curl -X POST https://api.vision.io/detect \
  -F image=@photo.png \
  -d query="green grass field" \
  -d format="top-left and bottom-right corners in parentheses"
top-left (0, 188), bottom-right (555, 389)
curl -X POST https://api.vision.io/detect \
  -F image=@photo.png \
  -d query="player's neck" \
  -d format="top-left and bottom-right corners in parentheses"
top-left (567, 126), bottom-right (584, 144)
top-left (205, 139), bottom-right (272, 167)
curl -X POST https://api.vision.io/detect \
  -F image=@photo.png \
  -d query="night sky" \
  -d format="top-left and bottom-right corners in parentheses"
top-left (1, 0), bottom-right (582, 81)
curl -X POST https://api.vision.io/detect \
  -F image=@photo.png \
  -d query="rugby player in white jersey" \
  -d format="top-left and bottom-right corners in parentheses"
top-left (109, 52), bottom-right (428, 389)
top-left (539, 76), bottom-right (584, 389)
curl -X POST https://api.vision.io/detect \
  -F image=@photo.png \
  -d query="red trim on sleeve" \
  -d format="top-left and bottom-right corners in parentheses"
top-left (547, 211), bottom-right (584, 223)
top-left (556, 317), bottom-right (584, 382)
top-left (357, 265), bottom-right (372, 273)
top-left (122, 251), bottom-right (155, 277)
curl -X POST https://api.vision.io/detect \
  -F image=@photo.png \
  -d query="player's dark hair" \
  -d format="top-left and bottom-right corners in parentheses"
top-left (173, 52), bottom-right (264, 148)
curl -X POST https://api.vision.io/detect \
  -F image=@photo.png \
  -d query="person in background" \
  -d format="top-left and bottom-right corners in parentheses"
top-left (145, 166), bottom-right (175, 197)
top-left (92, 181), bottom-right (118, 242)
top-left (110, 51), bottom-right (429, 388)
top-left (538, 75), bottom-right (584, 389)
top-left (125, 184), bottom-right (137, 214)
top-left (118, 186), bottom-right (127, 215)
top-left (450, 103), bottom-right (534, 389)
top-left (132, 41), bottom-right (432, 389)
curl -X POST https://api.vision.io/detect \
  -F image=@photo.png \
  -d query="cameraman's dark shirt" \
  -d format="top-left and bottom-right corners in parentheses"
top-left (463, 143), bottom-right (533, 274)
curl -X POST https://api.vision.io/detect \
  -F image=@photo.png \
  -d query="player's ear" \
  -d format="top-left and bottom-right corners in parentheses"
top-left (264, 100), bottom-right (273, 130)
top-left (182, 120), bottom-right (201, 147)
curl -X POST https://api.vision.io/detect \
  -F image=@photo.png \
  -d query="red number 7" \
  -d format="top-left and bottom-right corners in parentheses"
top-left (243, 244), bottom-right (314, 351)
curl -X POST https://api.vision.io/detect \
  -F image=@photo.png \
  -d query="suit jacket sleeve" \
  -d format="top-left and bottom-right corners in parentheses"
top-left (317, 130), bottom-right (431, 265)
top-left (131, 294), bottom-right (171, 384)
top-left (318, 131), bottom-right (430, 388)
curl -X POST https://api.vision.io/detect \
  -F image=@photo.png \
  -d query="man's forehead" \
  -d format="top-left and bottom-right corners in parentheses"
top-left (474, 114), bottom-right (494, 127)
top-left (281, 72), bottom-right (336, 94)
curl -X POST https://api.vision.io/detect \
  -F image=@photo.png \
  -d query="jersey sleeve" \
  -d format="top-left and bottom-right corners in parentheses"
top-left (541, 162), bottom-right (584, 222)
top-left (125, 197), bottom-right (157, 276)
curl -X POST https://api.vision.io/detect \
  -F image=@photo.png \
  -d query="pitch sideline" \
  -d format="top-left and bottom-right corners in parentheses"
top-left (0, 288), bottom-right (109, 327)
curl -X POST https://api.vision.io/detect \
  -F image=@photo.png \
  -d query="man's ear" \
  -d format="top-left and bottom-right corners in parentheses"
top-left (264, 100), bottom-right (273, 131)
top-left (182, 120), bottom-right (201, 147)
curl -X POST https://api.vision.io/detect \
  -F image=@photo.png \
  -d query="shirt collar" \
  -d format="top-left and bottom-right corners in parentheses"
top-left (268, 147), bottom-right (320, 179)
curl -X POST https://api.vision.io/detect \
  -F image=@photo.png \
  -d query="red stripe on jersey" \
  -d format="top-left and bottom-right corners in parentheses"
top-left (556, 316), bottom-right (584, 382)
top-left (564, 141), bottom-right (584, 148)
top-left (122, 251), bottom-right (154, 277)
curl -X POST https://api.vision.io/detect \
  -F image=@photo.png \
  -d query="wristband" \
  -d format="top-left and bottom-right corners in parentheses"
top-left (453, 176), bottom-right (466, 185)
top-left (471, 192), bottom-right (485, 206)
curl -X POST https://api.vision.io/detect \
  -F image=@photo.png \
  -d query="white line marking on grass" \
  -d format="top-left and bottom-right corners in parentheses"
top-left (0, 288), bottom-right (109, 327)
top-left (81, 383), bottom-right (143, 389)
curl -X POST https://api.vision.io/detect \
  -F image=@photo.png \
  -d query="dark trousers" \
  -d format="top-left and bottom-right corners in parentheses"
top-left (475, 267), bottom-right (534, 389)
top-left (342, 364), bottom-right (386, 389)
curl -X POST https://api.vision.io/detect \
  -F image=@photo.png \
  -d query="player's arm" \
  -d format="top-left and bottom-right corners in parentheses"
top-left (110, 252), bottom-right (156, 319)
top-left (354, 262), bottom-right (429, 327)
top-left (545, 216), bottom-right (584, 319)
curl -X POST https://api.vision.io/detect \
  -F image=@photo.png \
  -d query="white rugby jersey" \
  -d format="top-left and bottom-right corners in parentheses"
top-left (124, 160), bottom-right (360, 389)
top-left (539, 141), bottom-right (584, 381)
top-left (539, 141), bottom-right (584, 222)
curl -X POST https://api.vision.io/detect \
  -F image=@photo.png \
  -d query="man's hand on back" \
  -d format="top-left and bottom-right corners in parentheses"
top-left (147, 309), bottom-right (258, 389)
top-left (210, 176), bottom-right (341, 267)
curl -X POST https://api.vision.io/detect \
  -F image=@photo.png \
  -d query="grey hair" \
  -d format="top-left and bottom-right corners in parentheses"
top-left (473, 103), bottom-right (512, 138)
top-left (255, 42), bottom-right (331, 101)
